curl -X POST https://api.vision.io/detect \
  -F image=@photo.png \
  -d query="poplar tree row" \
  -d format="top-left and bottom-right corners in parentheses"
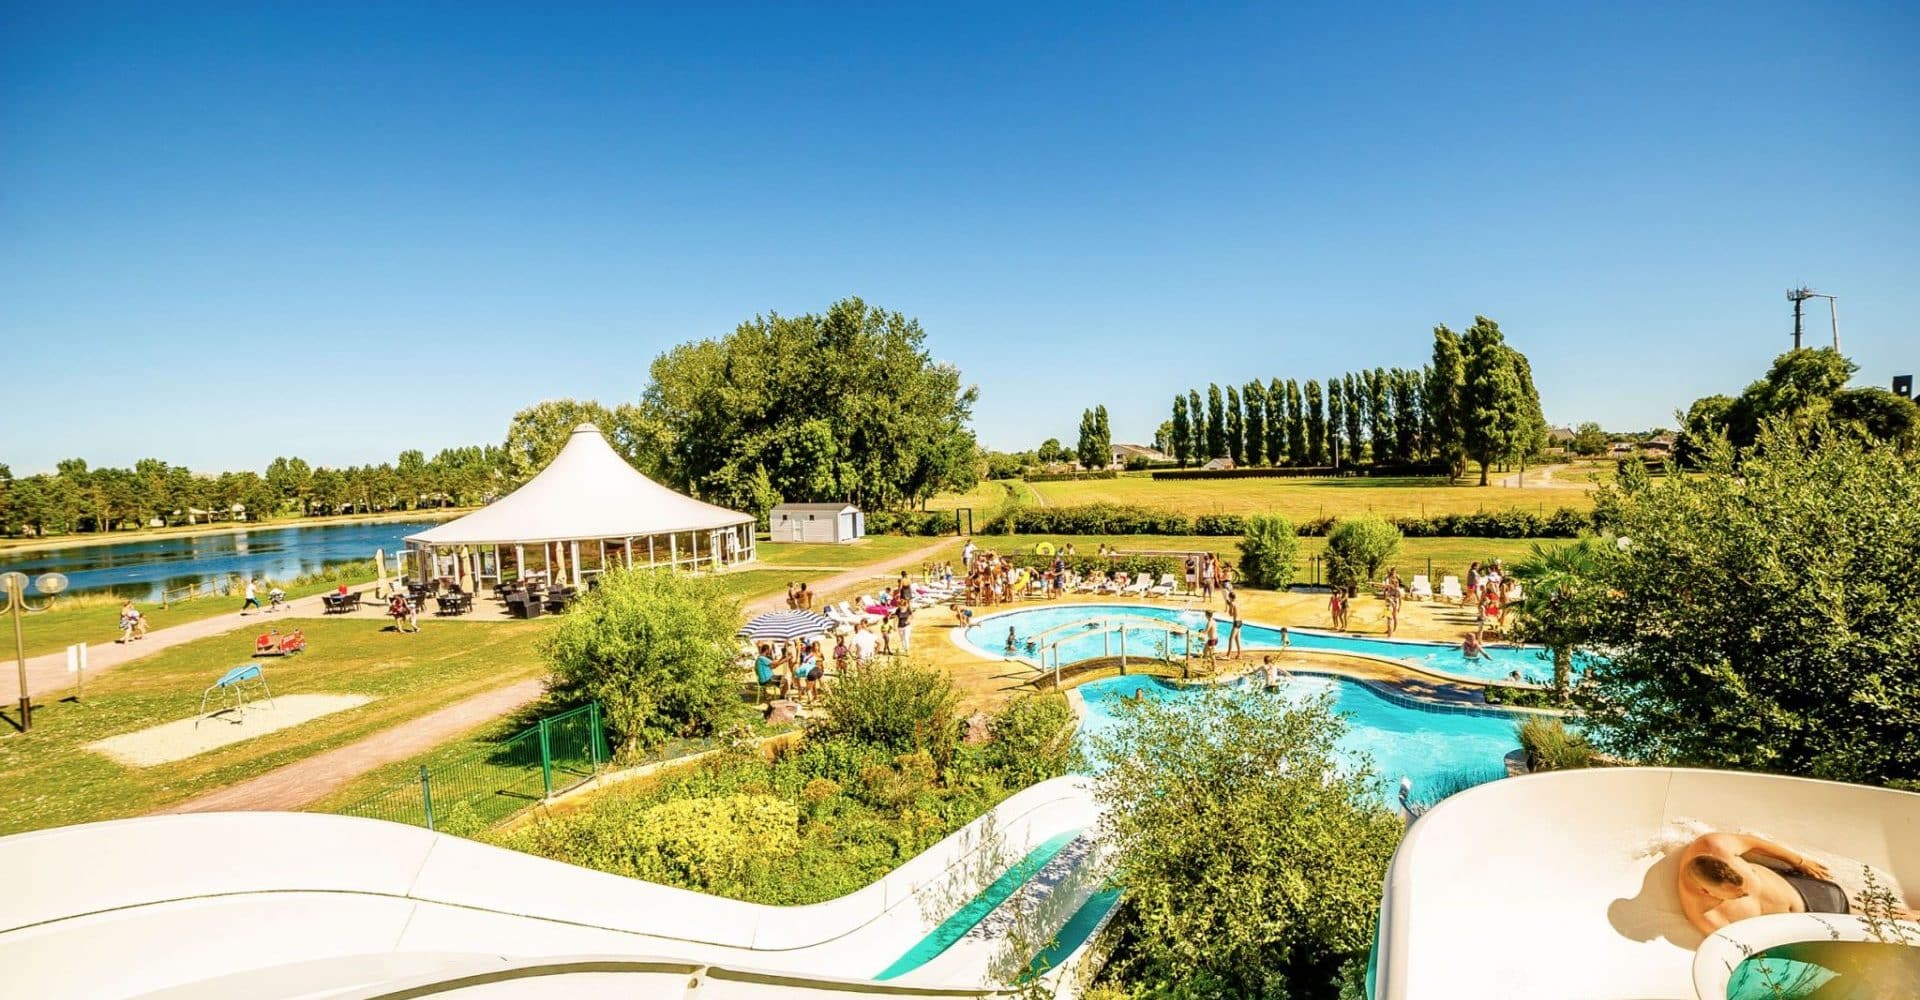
top-left (1167, 317), bottom-right (1547, 483)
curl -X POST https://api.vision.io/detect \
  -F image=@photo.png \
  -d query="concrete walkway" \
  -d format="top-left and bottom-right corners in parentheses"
top-left (163, 677), bottom-right (547, 813)
top-left (3, 585), bottom-right (376, 703)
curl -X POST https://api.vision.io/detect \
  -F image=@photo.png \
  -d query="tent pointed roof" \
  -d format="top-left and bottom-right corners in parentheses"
top-left (405, 424), bottom-right (751, 546)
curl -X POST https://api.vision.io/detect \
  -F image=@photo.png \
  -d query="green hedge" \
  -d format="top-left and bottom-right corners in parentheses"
top-left (862, 510), bottom-right (958, 536)
top-left (1024, 470), bottom-right (1120, 483)
top-left (979, 502), bottom-right (1590, 539)
top-left (1150, 463), bottom-right (1446, 480)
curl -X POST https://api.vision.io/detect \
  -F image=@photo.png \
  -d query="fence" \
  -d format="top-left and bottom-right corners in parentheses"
top-left (338, 702), bottom-right (610, 833)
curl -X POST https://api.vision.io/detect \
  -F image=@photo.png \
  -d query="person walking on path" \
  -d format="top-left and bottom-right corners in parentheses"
top-left (240, 578), bottom-right (261, 613)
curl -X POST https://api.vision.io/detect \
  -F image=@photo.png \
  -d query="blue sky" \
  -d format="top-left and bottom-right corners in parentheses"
top-left (3, 1), bottom-right (1916, 474)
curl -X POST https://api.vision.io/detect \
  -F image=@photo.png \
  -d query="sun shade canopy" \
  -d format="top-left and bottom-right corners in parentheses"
top-left (405, 424), bottom-right (752, 546)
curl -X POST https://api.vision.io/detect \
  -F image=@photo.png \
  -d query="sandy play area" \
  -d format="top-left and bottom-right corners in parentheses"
top-left (88, 694), bottom-right (375, 767)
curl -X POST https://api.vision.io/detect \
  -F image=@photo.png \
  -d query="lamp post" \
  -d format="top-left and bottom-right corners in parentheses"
top-left (3, 571), bottom-right (68, 732)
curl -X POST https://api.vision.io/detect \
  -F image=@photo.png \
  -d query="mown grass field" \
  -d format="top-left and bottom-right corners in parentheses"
top-left (755, 534), bottom-right (937, 567)
top-left (0, 618), bottom-right (549, 835)
top-left (1019, 471), bottom-right (1595, 520)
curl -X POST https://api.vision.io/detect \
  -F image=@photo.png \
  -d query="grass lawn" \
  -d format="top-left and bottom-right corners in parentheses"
top-left (7, 567), bottom-right (379, 661)
top-left (0, 617), bottom-right (547, 835)
top-left (959, 533), bottom-right (1553, 583)
top-left (715, 569), bottom-right (835, 602)
top-left (922, 479), bottom-right (1039, 513)
top-left (755, 534), bottom-right (940, 567)
top-left (1016, 472), bottom-right (1595, 520)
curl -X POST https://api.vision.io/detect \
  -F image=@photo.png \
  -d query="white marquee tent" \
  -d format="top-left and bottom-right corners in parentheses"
top-left (404, 424), bottom-right (755, 589)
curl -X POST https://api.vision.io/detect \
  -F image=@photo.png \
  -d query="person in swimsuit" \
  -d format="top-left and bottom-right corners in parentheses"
top-left (1224, 585), bottom-right (1243, 660)
top-left (1677, 832), bottom-right (1918, 935)
top-left (1201, 610), bottom-right (1219, 663)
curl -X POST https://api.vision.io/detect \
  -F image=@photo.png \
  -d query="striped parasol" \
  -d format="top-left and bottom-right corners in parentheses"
top-left (737, 610), bottom-right (837, 642)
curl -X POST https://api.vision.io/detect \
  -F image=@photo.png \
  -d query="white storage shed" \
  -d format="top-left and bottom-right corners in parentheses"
top-left (769, 503), bottom-right (864, 544)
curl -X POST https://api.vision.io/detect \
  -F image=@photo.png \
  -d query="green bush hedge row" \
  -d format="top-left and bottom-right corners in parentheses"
top-left (862, 510), bottom-right (958, 536)
top-left (1149, 462), bottom-right (1447, 480)
top-left (974, 502), bottom-right (1589, 539)
top-left (1024, 470), bottom-right (1120, 483)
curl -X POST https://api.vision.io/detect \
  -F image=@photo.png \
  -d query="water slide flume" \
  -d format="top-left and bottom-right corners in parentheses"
top-left (1373, 767), bottom-right (1920, 1000)
top-left (0, 777), bottom-right (1113, 999)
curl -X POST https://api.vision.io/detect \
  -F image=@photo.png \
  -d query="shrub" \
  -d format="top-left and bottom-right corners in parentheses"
top-left (494, 791), bottom-right (798, 894)
top-left (782, 735), bottom-right (896, 786)
top-left (864, 510), bottom-right (958, 536)
top-left (978, 694), bottom-right (1075, 785)
top-left (1235, 514), bottom-right (1299, 590)
top-left (810, 658), bottom-right (960, 768)
top-left (1516, 717), bottom-right (1598, 771)
top-left (541, 568), bottom-right (742, 756)
top-left (1324, 516), bottom-right (1402, 592)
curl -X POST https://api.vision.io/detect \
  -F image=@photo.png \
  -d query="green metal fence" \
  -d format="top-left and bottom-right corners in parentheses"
top-left (338, 702), bottom-right (610, 833)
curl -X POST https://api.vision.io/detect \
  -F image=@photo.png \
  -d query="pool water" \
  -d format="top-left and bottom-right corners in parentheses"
top-left (1725, 941), bottom-right (1920, 999)
top-left (1076, 673), bottom-right (1523, 807)
top-left (963, 602), bottom-right (1572, 685)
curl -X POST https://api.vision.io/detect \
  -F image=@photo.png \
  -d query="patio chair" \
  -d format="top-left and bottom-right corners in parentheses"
top-left (321, 593), bottom-right (345, 614)
top-left (344, 591), bottom-right (363, 612)
top-left (1439, 575), bottom-right (1464, 602)
top-left (1409, 574), bottom-right (1434, 601)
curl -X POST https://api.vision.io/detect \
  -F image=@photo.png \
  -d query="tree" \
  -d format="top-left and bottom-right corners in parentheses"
top-left (1324, 516), bottom-right (1401, 593)
top-left (1325, 376), bottom-right (1345, 468)
top-left (1086, 686), bottom-right (1401, 996)
top-left (1532, 423), bottom-right (1920, 785)
top-left (1367, 367), bottom-right (1393, 465)
top-left (1243, 381), bottom-right (1268, 466)
top-left (1095, 405), bottom-right (1112, 462)
top-left (1509, 351), bottom-right (1549, 475)
top-left (1206, 383), bottom-right (1227, 459)
top-left (1153, 420), bottom-right (1176, 457)
top-left (505, 399), bottom-right (658, 486)
top-left (1304, 379), bottom-right (1326, 465)
top-left (1170, 397), bottom-right (1193, 468)
top-left (1225, 385), bottom-right (1245, 465)
top-left (1285, 379), bottom-right (1307, 465)
top-left (1686, 349), bottom-right (1920, 458)
top-left (1267, 377), bottom-right (1288, 466)
top-left (1570, 422), bottom-right (1609, 457)
top-left (1236, 514), bottom-right (1299, 590)
top-left (1428, 327), bottom-right (1467, 480)
top-left (1461, 316), bottom-right (1528, 485)
top-left (1188, 389), bottom-right (1206, 466)
top-left (542, 569), bottom-right (742, 756)
top-left (1509, 539), bottom-right (1607, 694)
top-left (1076, 408), bottom-right (1110, 470)
top-left (1344, 371), bottom-right (1366, 465)
top-left (644, 298), bottom-right (978, 514)
top-left (811, 657), bottom-right (960, 768)
top-left (1393, 368), bottom-right (1421, 462)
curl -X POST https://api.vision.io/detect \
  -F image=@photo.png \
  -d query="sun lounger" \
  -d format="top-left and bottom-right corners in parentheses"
top-left (1123, 574), bottom-right (1153, 597)
top-left (1410, 574), bottom-right (1434, 600)
top-left (1507, 583), bottom-right (1526, 602)
top-left (1439, 575), bottom-right (1464, 602)
top-left (1147, 572), bottom-right (1177, 597)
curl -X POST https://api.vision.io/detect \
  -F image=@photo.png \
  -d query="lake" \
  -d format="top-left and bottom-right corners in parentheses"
top-left (0, 519), bottom-right (444, 600)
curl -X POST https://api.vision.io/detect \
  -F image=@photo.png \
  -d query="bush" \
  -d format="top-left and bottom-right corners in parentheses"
top-left (541, 568), bottom-right (742, 756)
top-left (1324, 516), bottom-right (1402, 592)
top-left (1008, 552), bottom-right (1179, 581)
top-left (972, 502), bottom-right (1590, 539)
top-left (1516, 717), bottom-right (1598, 771)
top-left (810, 658), bottom-right (960, 768)
top-left (1235, 514), bottom-right (1298, 590)
top-left (863, 510), bottom-right (958, 536)
top-left (495, 791), bottom-right (798, 894)
top-left (978, 694), bottom-right (1075, 785)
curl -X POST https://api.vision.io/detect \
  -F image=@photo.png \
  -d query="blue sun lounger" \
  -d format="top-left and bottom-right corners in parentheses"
top-left (197, 662), bottom-right (274, 726)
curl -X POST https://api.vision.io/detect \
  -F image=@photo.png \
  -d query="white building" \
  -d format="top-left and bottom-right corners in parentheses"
top-left (769, 502), bottom-right (864, 544)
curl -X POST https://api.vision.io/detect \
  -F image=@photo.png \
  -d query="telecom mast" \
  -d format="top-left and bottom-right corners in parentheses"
top-left (1786, 286), bottom-right (1840, 351)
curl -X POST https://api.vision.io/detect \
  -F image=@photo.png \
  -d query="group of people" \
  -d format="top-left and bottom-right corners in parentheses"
top-left (1183, 552), bottom-right (1233, 605)
top-left (783, 581), bottom-right (816, 611)
top-left (116, 600), bottom-right (150, 643)
top-left (1466, 560), bottom-right (1516, 632)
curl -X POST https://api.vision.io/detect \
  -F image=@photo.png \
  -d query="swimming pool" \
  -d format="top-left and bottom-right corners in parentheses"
top-left (1076, 673), bottom-right (1524, 807)
top-left (961, 602), bottom-right (1571, 685)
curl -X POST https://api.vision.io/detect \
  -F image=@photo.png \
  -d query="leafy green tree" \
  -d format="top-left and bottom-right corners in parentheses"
top-left (1095, 404), bottom-right (1112, 462)
top-left (1367, 367), bottom-right (1393, 465)
top-left (1087, 686), bottom-right (1401, 996)
top-left (1170, 397), bottom-right (1193, 467)
top-left (1509, 539), bottom-right (1607, 694)
top-left (1206, 383), bottom-right (1227, 459)
top-left (1225, 385), bottom-right (1245, 465)
top-left (1267, 377), bottom-right (1288, 466)
top-left (1427, 326), bottom-right (1467, 480)
top-left (1344, 371), bottom-right (1366, 464)
top-left (1243, 381), bottom-right (1268, 466)
top-left (1393, 368), bottom-right (1421, 462)
top-left (1236, 514), bottom-right (1299, 589)
top-left (1325, 375), bottom-right (1346, 468)
top-left (1543, 423), bottom-right (1920, 784)
top-left (1570, 422), bottom-right (1609, 457)
top-left (1076, 409), bottom-right (1101, 469)
top-left (1304, 379), bottom-right (1327, 465)
top-left (1188, 389), bottom-right (1207, 466)
top-left (542, 569), bottom-right (742, 756)
top-left (1686, 349), bottom-right (1920, 459)
top-left (1324, 516), bottom-right (1401, 592)
top-left (1509, 351), bottom-right (1549, 474)
top-left (1036, 438), bottom-right (1066, 465)
top-left (1153, 419), bottom-right (1176, 457)
top-left (1462, 316), bottom-right (1528, 485)
top-left (1286, 379), bottom-right (1307, 465)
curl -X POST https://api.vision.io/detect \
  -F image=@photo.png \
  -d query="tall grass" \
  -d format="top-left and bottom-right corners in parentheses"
top-left (1515, 717), bottom-right (1598, 771)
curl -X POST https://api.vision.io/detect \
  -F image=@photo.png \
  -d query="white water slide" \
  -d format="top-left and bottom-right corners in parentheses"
top-left (1374, 767), bottom-right (1920, 1000)
top-left (0, 777), bottom-right (1117, 999)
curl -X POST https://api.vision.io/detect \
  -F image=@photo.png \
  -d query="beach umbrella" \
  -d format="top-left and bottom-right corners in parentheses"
top-left (375, 548), bottom-right (390, 597)
top-left (737, 610), bottom-right (837, 642)
top-left (458, 547), bottom-right (474, 594)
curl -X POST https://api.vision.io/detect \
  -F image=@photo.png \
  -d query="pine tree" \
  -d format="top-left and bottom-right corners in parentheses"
top-left (1171, 395), bottom-right (1193, 467)
top-left (1206, 384), bottom-right (1227, 459)
top-left (1428, 327), bottom-right (1467, 480)
top-left (1304, 379), bottom-right (1327, 465)
top-left (1267, 377), bottom-right (1288, 464)
top-left (1326, 376), bottom-right (1345, 468)
top-left (1286, 379), bottom-right (1307, 465)
top-left (1225, 386), bottom-right (1244, 465)
top-left (1243, 381), bottom-right (1267, 465)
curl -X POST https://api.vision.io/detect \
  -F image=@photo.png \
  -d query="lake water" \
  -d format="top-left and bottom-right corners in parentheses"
top-left (0, 520), bottom-right (443, 600)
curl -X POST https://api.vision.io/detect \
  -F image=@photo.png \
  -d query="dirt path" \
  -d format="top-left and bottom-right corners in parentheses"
top-left (162, 678), bottom-right (546, 813)
top-left (1493, 463), bottom-right (1575, 489)
top-left (3, 582), bottom-right (379, 703)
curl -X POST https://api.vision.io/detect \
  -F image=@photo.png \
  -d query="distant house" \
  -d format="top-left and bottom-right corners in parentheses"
top-left (769, 503), bottom-right (864, 544)
top-left (1607, 441), bottom-right (1636, 457)
top-left (1548, 426), bottom-right (1575, 444)
top-left (1201, 457), bottom-right (1236, 471)
top-left (1111, 443), bottom-right (1170, 468)
top-left (1641, 434), bottom-right (1676, 456)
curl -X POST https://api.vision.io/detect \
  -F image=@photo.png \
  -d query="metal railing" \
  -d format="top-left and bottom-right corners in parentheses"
top-left (337, 702), bottom-right (609, 833)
